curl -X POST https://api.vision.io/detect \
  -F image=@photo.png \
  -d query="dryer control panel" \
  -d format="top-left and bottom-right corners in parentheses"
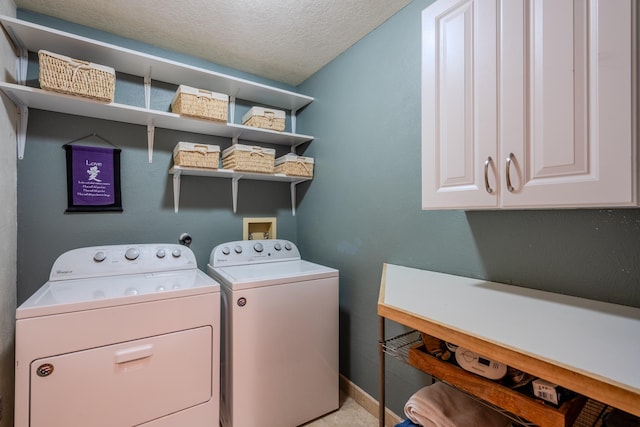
top-left (49, 244), bottom-right (198, 281)
top-left (209, 239), bottom-right (301, 267)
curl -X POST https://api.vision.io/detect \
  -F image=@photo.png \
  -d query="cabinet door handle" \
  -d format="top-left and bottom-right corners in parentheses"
top-left (505, 153), bottom-right (515, 192)
top-left (114, 344), bottom-right (154, 364)
top-left (484, 156), bottom-right (494, 194)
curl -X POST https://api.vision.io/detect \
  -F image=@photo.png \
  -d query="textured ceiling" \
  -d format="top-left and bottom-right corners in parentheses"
top-left (14, 0), bottom-right (413, 86)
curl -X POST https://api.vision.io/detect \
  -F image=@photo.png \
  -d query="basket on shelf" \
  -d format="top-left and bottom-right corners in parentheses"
top-left (171, 85), bottom-right (229, 122)
top-left (274, 154), bottom-right (314, 177)
top-left (222, 144), bottom-right (275, 173)
top-left (173, 142), bottom-right (220, 169)
top-left (38, 50), bottom-right (116, 102)
top-left (242, 106), bottom-right (286, 132)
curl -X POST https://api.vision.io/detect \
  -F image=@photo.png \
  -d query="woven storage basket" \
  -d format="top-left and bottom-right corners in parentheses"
top-left (38, 50), bottom-right (115, 102)
top-left (173, 142), bottom-right (220, 169)
top-left (274, 154), bottom-right (314, 177)
top-left (222, 144), bottom-right (275, 173)
top-left (171, 85), bottom-right (228, 122)
top-left (242, 106), bottom-right (286, 132)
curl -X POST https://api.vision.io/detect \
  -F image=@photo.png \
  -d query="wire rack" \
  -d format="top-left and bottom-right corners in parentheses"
top-left (382, 330), bottom-right (613, 427)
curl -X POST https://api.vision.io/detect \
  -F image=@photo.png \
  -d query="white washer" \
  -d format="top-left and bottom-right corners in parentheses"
top-left (15, 244), bottom-right (221, 427)
top-left (207, 239), bottom-right (339, 427)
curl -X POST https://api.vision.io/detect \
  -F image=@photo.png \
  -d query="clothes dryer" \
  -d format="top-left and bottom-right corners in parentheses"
top-left (208, 239), bottom-right (339, 427)
top-left (15, 244), bottom-right (220, 427)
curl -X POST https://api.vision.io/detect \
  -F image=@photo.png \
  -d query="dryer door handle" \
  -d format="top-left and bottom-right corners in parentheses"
top-left (114, 344), bottom-right (154, 364)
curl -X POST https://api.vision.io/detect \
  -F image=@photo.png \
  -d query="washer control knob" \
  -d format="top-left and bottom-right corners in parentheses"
top-left (156, 249), bottom-right (166, 259)
top-left (172, 248), bottom-right (181, 258)
top-left (125, 287), bottom-right (138, 296)
top-left (125, 248), bottom-right (139, 261)
top-left (274, 243), bottom-right (282, 251)
top-left (93, 251), bottom-right (107, 262)
top-left (253, 243), bottom-right (264, 253)
top-left (222, 246), bottom-right (231, 255)
top-left (284, 242), bottom-right (293, 251)
top-left (234, 245), bottom-right (243, 254)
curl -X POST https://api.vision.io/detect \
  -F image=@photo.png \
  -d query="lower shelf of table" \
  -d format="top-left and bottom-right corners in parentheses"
top-left (382, 330), bottom-right (612, 427)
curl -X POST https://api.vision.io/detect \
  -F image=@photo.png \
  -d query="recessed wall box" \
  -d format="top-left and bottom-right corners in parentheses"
top-left (243, 217), bottom-right (276, 240)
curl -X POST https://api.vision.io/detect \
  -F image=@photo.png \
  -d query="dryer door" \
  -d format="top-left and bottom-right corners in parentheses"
top-left (29, 326), bottom-right (212, 427)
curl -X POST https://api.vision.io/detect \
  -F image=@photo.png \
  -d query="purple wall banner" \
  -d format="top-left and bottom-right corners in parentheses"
top-left (65, 143), bottom-right (122, 212)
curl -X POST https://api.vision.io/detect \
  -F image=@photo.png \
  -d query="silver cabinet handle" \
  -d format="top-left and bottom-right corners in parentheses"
top-left (484, 156), bottom-right (494, 194)
top-left (506, 153), bottom-right (515, 192)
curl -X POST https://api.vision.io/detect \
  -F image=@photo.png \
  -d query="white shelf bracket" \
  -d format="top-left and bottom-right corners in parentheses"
top-left (232, 175), bottom-right (242, 213)
top-left (172, 170), bottom-right (182, 213)
top-left (18, 47), bottom-right (28, 85)
top-left (291, 108), bottom-right (298, 135)
top-left (147, 118), bottom-right (155, 163)
top-left (17, 103), bottom-right (28, 160)
top-left (290, 180), bottom-right (305, 216)
top-left (144, 70), bottom-right (151, 109)
top-left (229, 95), bottom-right (236, 123)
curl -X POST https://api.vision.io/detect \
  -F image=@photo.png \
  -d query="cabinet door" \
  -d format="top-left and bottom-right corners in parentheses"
top-left (500, 0), bottom-right (636, 208)
top-left (422, 0), bottom-right (499, 209)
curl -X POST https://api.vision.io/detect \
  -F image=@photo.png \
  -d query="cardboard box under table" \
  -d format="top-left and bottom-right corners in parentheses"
top-left (222, 145), bottom-right (275, 173)
top-left (274, 154), bottom-right (314, 177)
top-left (242, 107), bottom-right (286, 132)
top-left (171, 85), bottom-right (229, 122)
top-left (38, 50), bottom-right (116, 102)
top-left (173, 142), bottom-right (220, 169)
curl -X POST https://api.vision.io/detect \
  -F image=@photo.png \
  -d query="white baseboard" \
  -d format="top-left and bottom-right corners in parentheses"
top-left (339, 374), bottom-right (402, 427)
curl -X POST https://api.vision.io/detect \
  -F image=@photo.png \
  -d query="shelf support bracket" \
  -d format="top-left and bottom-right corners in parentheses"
top-left (172, 170), bottom-right (182, 213)
top-left (18, 47), bottom-right (28, 85)
top-left (290, 180), bottom-right (305, 216)
top-left (144, 71), bottom-right (151, 109)
top-left (17, 103), bottom-right (28, 160)
top-left (232, 175), bottom-right (242, 213)
top-left (147, 118), bottom-right (155, 163)
top-left (291, 108), bottom-right (298, 135)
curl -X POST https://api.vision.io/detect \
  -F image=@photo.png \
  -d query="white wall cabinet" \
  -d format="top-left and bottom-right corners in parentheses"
top-left (422, 0), bottom-right (637, 210)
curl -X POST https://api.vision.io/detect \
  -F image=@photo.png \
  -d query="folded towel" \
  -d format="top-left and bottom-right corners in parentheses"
top-left (395, 419), bottom-right (421, 427)
top-left (404, 382), bottom-right (511, 427)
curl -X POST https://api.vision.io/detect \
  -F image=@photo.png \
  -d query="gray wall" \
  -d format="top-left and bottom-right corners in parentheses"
top-left (296, 0), bottom-right (640, 415)
top-left (0, 0), bottom-right (17, 425)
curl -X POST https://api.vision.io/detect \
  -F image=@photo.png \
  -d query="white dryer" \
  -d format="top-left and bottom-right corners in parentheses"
top-left (207, 239), bottom-right (339, 427)
top-left (15, 244), bottom-right (220, 427)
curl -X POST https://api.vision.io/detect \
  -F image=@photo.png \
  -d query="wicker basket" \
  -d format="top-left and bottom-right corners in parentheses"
top-left (171, 85), bottom-right (228, 122)
top-left (242, 107), bottom-right (286, 132)
top-left (38, 50), bottom-right (116, 102)
top-left (222, 144), bottom-right (275, 173)
top-left (274, 154), bottom-right (314, 177)
top-left (173, 142), bottom-right (220, 169)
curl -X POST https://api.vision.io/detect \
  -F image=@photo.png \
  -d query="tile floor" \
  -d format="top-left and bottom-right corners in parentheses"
top-left (302, 391), bottom-right (382, 427)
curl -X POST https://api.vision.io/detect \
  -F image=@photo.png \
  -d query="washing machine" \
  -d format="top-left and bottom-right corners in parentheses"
top-left (15, 243), bottom-right (220, 427)
top-left (207, 239), bottom-right (339, 427)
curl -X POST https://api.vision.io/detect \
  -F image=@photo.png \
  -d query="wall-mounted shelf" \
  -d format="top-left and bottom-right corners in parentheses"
top-left (0, 82), bottom-right (313, 160)
top-left (0, 15), bottom-right (314, 161)
top-left (169, 166), bottom-right (311, 215)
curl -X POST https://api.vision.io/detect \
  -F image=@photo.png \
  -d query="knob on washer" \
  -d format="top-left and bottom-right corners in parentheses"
top-left (253, 243), bottom-right (264, 253)
top-left (125, 248), bottom-right (139, 261)
top-left (93, 251), bottom-right (107, 262)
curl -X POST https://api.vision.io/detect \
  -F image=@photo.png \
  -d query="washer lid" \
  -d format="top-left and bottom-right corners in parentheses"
top-left (17, 269), bottom-right (219, 319)
top-left (208, 260), bottom-right (338, 290)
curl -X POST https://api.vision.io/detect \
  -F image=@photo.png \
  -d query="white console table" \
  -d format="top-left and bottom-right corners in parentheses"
top-left (377, 263), bottom-right (640, 426)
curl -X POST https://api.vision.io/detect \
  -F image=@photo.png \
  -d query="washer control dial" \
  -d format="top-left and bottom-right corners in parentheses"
top-left (172, 249), bottom-right (181, 258)
top-left (274, 243), bottom-right (282, 251)
top-left (253, 243), bottom-right (264, 253)
top-left (93, 251), bottom-right (107, 262)
top-left (222, 246), bottom-right (231, 255)
top-left (156, 249), bottom-right (166, 259)
top-left (234, 245), bottom-right (243, 254)
top-left (125, 248), bottom-right (140, 261)
top-left (284, 242), bottom-right (292, 251)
